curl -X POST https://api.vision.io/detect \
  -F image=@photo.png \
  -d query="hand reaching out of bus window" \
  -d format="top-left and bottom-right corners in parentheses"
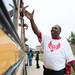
top-left (24, 24), bottom-right (28, 30)
top-left (19, 23), bottom-right (28, 30)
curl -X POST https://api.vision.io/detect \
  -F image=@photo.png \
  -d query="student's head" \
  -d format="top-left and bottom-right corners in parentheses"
top-left (30, 49), bottom-right (32, 52)
top-left (51, 24), bottom-right (61, 38)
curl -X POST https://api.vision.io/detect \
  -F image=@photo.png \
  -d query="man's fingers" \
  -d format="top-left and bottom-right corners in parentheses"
top-left (20, 5), bottom-right (29, 13)
top-left (23, 5), bottom-right (29, 10)
top-left (32, 10), bottom-right (35, 15)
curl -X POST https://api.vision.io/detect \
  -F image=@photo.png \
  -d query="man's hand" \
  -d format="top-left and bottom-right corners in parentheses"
top-left (20, 5), bottom-right (29, 17)
top-left (24, 8), bottom-right (34, 20)
top-left (21, 5), bottom-right (35, 20)
top-left (22, 6), bottom-right (40, 36)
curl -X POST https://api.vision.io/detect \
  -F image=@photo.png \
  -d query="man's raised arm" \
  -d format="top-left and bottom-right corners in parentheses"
top-left (24, 9), bottom-right (40, 37)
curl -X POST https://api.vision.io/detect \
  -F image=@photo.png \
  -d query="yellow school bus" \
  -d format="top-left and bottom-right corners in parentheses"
top-left (0, 0), bottom-right (28, 74)
top-left (0, 29), bottom-right (25, 75)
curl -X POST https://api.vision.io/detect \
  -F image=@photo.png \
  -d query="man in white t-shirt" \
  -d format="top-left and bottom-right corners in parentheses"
top-left (23, 8), bottom-right (75, 75)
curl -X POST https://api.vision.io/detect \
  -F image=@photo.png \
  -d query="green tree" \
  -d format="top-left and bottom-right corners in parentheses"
top-left (68, 32), bottom-right (75, 44)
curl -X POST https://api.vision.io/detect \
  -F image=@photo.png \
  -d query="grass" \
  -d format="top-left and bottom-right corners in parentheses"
top-left (72, 73), bottom-right (75, 75)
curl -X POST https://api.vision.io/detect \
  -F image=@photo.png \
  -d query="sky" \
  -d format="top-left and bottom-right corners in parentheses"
top-left (4, 0), bottom-right (75, 49)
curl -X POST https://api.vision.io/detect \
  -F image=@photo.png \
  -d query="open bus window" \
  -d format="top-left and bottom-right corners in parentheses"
top-left (3, 0), bottom-right (14, 11)
top-left (3, 0), bottom-right (14, 20)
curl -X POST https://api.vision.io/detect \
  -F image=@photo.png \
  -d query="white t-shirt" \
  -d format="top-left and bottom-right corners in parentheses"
top-left (38, 32), bottom-right (75, 71)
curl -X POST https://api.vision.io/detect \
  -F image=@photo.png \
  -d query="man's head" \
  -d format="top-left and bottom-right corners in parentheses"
top-left (51, 24), bottom-right (61, 38)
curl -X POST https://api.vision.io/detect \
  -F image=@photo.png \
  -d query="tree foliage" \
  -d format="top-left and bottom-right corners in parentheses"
top-left (68, 32), bottom-right (75, 44)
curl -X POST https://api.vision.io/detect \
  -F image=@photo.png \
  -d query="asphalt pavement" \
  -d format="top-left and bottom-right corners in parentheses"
top-left (27, 57), bottom-right (44, 75)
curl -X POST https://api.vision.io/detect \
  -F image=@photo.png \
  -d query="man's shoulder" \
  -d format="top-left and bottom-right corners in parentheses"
top-left (59, 36), bottom-right (67, 40)
top-left (60, 37), bottom-right (69, 45)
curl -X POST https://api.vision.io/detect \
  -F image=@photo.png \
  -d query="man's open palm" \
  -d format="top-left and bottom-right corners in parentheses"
top-left (24, 9), bottom-right (34, 20)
